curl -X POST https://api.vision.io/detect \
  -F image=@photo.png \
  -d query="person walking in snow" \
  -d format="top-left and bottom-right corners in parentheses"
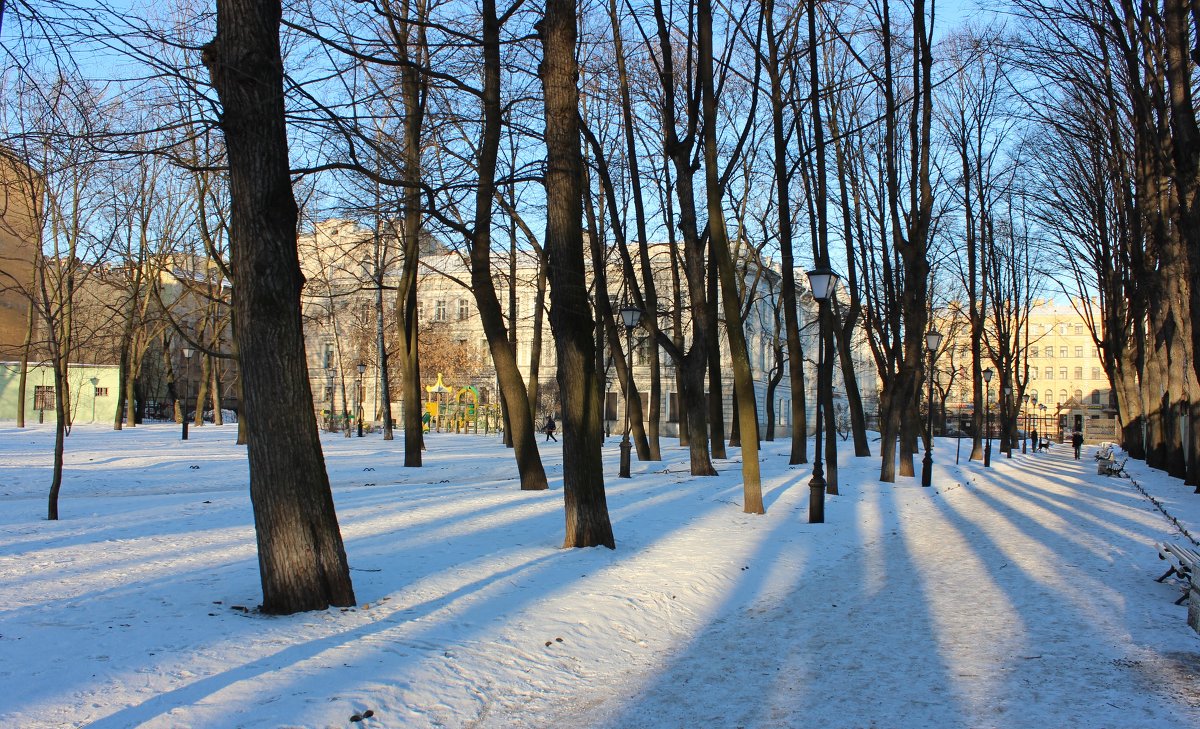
top-left (1071, 429), bottom-right (1084, 459)
top-left (1030, 427), bottom-right (1039, 452)
top-left (543, 416), bottom-right (557, 442)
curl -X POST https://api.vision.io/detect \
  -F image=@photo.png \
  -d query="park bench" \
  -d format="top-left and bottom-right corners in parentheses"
top-left (1096, 454), bottom-right (1128, 477)
top-left (1106, 458), bottom-right (1128, 477)
top-left (1156, 542), bottom-right (1200, 604)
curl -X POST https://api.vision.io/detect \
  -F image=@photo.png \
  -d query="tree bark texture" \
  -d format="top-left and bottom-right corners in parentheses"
top-left (538, 0), bottom-right (615, 548)
top-left (203, 0), bottom-right (355, 614)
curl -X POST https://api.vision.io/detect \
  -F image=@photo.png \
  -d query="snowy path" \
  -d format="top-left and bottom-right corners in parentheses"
top-left (1, 426), bottom-right (1198, 728)
top-left (549, 446), bottom-right (1200, 729)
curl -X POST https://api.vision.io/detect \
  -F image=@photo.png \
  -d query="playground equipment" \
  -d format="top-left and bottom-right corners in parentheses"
top-left (423, 374), bottom-right (503, 434)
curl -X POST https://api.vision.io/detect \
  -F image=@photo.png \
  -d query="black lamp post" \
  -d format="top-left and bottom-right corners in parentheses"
top-left (922, 329), bottom-right (942, 487)
top-left (1038, 403), bottom-right (1046, 444)
top-left (983, 367), bottom-right (993, 466)
top-left (806, 266), bottom-right (839, 523)
top-left (181, 346), bottom-right (193, 441)
top-left (326, 367), bottom-right (336, 432)
top-left (1022, 393), bottom-right (1029, 454)
top-left (619, 304), bottom-right (642, 478)
top-left (356, 362), bottom-right (366, 437)
top-left (605, 378), bottom-right (613, 438)
top-left (1003, 386), bottom-right (1013, 458)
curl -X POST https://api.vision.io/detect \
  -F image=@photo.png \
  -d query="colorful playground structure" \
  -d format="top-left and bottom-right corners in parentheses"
top-left (422, 373), bottom-right (503, 434)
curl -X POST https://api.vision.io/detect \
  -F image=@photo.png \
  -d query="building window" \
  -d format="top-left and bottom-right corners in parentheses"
top-left (1074, 367), bottom-right (1083, 380)
top-left (1074, 346), bottom-right (1083, 358)
top-left (1074, 389), bottom-right (1083, 401)
top-left (1031, 346), bottom-right (1039, 358)
top-left (416, 302), bottom-right (425, 322)
top-left (1075, 325), bottom-right (1084, 335)
top-left (1044, 390), bottom-right (1052, 404)
top-left (1045, 367), bottom-right (1053, 379)
top-left (1030, 370), bottom-right (1038, 380)
top-left (1059, 389), bottom-right (1068, 403)
top-left (458, 299), bottom-right (470, 320)
top-left (1091, 391), bottom-right (1101, 405)
top-left (434, 300), bottom-right (447, 321)
top-left (1045, 348), bottom-right (1053, 359)
top-left (324, 343), bottom-right (334, 369)
top-left (1059, 367), bottom-right (1067, 380)
top-left (94, 387), bottom-right (108, 397)
top-left (1092, 367), bottom-right (1102, 380)
top-left (1059, 346), bottom-right (1068, 358)
top-left (34, 385), bottom-right (54, 410)
top-left (1060, 323), bottom-right (1069, 335)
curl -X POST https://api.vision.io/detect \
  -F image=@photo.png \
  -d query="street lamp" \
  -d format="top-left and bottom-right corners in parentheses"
top-left (1003, 386), bottom-right (1013, 458)
top-left (921, 329), bottom-right (942, 487)
top-left (181, 346), bottom-right (193, 441)
top-left (89, 376), bottom-right (99, 423)
top-left (806, 266), bottom-right (839, 523)
top-left (356, 362), bottom-right (367, 437)
top-left (604, 377), bottom-right (613, 438)
top-left (1022, 393), bottom-right (1029, 454)
top-left (1038, 403), bottom-right (1046, 446)
top-left (982, 367), bottom-right (993, 466)
top-left (618, 304), bottom-right (642, 478)
top-left (325, 367), bottom-right (336, 432)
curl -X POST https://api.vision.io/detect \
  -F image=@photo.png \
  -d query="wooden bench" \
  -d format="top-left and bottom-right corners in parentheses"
top-left (1156, 542), bottom-right (1200, 604)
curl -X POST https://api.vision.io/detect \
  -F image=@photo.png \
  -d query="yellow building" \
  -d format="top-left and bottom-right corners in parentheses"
top-left (935, 299), bottom-right (1113, 439)
top-left (1025, 301), bottom-right (1110, 410)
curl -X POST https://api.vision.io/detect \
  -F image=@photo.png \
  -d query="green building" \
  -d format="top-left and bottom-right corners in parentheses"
top-left (0, 362), bottom-right (121, 424)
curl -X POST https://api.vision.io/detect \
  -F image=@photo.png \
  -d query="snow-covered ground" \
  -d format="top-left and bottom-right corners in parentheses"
top-left (1, 423), bottom-right (1199, 728)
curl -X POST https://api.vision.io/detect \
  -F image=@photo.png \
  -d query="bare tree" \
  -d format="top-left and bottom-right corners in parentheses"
top-left (203, 0), bottom-right (355, 613)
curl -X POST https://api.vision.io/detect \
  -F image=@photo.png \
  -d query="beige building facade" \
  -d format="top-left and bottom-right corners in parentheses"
top-left (0, 151), bottom-right (40, 361)
top-left (297, 220), bottom-right (875, 437)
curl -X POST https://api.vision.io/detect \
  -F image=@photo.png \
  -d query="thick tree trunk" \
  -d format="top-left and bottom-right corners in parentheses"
top-left (539, 0), bottom-right (614, 547)
top-left (203, 0), bottom-right (355, 613)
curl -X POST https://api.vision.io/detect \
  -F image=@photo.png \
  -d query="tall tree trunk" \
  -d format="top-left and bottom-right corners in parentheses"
top-left (470, 0), bottom-right (547, 490)
top-left (393, 0), bottom-right (426, 466)
top-left (16, 280), bottom-right (33, 428)
top-left (764, 0), bottom-right (808, 464)
top-left (607, 0), bottom-right (661, 460)
top-left (539, 0), bottom-right (615, 547)
top-left (375, 229), bottom-right (393, 441)
top-left (697, 0), bottom-right (761, 511)
top-left (203, 0), bottom-right (355, 613)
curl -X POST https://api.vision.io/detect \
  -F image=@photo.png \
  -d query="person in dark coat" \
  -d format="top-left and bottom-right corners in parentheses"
top-left (1030, 427), bottom-right (1039, 452)
top-left (1071, 429), bottom-right (1084, 459)
top-left (543, 416), bottom-right (557, 442)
